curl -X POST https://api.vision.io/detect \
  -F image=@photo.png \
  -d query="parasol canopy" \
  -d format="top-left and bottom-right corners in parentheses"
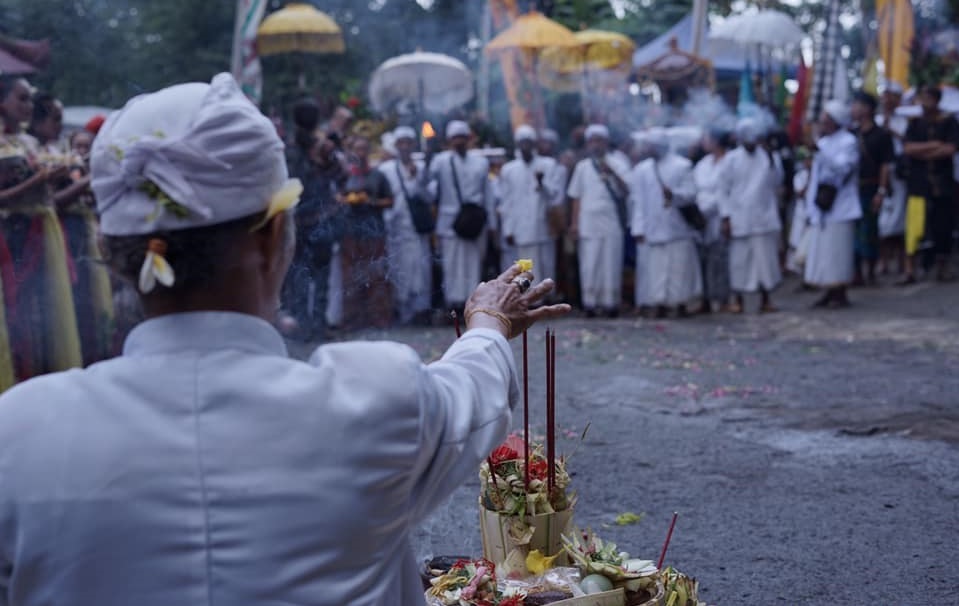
top-left (368, 51), bottom-right (473, 114)
top-left (540, 29), bottom-right (636, 75)
top-left (709, 9), bottom-right (805, 49)
top-left (256, 3), bottom-right (345, 56)
top-left (485, 11), bottom-right (581, 53)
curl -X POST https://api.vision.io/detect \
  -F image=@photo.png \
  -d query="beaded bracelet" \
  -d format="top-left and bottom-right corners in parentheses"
top-left (465, 308), bottom-right (512, 336)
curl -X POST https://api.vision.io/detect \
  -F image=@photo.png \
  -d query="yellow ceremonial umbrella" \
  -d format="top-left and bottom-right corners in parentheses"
top-left (256, 3), bottom-right (345, 56)
top-left (540, 29), bottom-right (635, 76)
top-left (539, 29), bottom-right (636, 93)
top-left (485, 11), bottom-right (581, 53)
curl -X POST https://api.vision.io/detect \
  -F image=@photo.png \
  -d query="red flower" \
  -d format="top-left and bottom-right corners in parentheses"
top-left (528, 457), bottom-right (547, 480)
top-left (490, 444), bottom-right (519, 466)
top-left (346, 96), bottom-right (361, 109)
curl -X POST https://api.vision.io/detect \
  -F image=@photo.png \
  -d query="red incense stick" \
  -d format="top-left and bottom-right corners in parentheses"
top-left (451, 310), bottom-right (461, 338)
top-left (545, 328), bottom-right (554, 492)
top-left (549, 330), bottom-right (557, 490)
top-left (523, 330), bottom-right (530, 489)
top-left (657, 512), bottom-right (679, 569)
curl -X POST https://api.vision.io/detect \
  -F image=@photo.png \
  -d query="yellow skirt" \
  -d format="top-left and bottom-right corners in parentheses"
top-left (905, 196), bottom-right (926, 256)
top-left (1, 205), bottom-right (83, 382)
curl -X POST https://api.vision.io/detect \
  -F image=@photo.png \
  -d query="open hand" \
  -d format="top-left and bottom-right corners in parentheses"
top-left (465, 264), bottom-right (571, 339)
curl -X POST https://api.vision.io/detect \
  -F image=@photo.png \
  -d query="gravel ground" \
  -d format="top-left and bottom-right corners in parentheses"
top-left (289, 276), bottom-right (959, 605)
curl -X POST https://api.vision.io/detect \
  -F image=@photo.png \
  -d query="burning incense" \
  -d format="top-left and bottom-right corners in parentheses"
top-left (657, 512), bottom-right (679, 569)
top-left (523, 330), bottom-right (530, 489)
top-left (548, 330), bottom-right (557, 490)
top-left (546, 328), bottom-right (556, 494)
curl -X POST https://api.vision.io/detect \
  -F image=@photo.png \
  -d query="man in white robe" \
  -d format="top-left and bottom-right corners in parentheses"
top-left (427, 121), bottom-right (495, 312)
top-left (629, 128), bottom-right (702, 317)
top-left (805, 100), bottom-right (862, 308)
top-left (567, 124), bottom-right (631, 317)
top-left (718, 118), bottom-right (784, 314)
top-left (0, 74), bottom-right (569, 606)
top-left (379, 126), bottom-right (434, 325)
top-left (499, 125), bottom-right (563, 279)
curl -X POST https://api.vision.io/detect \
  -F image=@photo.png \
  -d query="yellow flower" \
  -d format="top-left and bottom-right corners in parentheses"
top-left (515, 258), bottom-right (534, 273)
top-left (251, 178), bottom-right (303, 231)
top-left (526, 549), bottom-right (559, 575)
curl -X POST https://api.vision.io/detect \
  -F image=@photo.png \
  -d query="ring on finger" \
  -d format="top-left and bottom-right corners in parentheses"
top-left (512, 276), bottom-right (532, 293)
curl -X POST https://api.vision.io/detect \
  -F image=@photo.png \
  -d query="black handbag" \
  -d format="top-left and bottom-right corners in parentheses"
top-left (814, 164), bottom-right (854, 213)
top-left (814, 183), bottom-right (838, 212)
top-left (678, 203), bottom-right (708, 231)
top-left (652, 160), bottom-right (706, 231)
top-left (449, 155), bottom-right (487, 240)
top-left (395, 162), bottom-right (434, 234)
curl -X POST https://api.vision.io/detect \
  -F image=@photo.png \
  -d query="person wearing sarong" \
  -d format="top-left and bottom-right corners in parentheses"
top-left (876, 81), bottom-right (908, 275)
top-left (850, 91), bottom-right (894, 286)
top-left (719, 119), bottom-right (783, 314)
top-left (629, 128), bottom-right (702, 318)
top-left (805, 100), bottom-right (862, 308)
top-left (29, 93), bottom-right (115, 364)
top-left (379, 126), bottom-right (433, 325)
top-left (0, 72), bottom-right (571, 606)
top-left (567, 124), bottom-right (630, 317)
top-left (901, 84), bottom-right (959, 283)
top-left (0, 76), bottom-right (82, 383)
top-left (499, 125), bottom-right (563, 281)
top-left (285, 135), bottom-right (346, 340)
top-left (427, 121), bottom-right (494, 313)
top-left (693, 129), bottom-right (733, 313)
top-left (337, 135), bottom-right (393, 331)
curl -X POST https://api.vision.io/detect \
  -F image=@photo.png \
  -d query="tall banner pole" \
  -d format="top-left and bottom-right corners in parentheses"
top-left (231, 0), bottom-right (267, 106)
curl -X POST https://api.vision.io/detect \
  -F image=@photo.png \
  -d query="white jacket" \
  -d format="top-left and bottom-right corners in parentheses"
top-left (428, 150), bottom-right (495, 237)
top-left (566, 153), bottom-right (631, 238)
top-left (629, 154), bottom-right (698, 245)
top-left (718, 146), bottom-right (783, 237)
top-left (499, 155), bottom-right (562, 245)
top-left (0, 312), bottom-right (518, 606)
top-left (693, 153), bottom-right (726, 243)
top-left (805, 129), bottom-right (862, 225)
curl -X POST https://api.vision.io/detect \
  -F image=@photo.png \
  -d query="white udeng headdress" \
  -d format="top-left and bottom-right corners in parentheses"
top-left (91, 73), bottom-right (301, 293)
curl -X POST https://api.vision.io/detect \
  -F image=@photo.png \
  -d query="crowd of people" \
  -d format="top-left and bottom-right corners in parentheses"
top-left (279, 83), bottom-right (959, 337)
top-left (0, 75), bottom-right (955, 389)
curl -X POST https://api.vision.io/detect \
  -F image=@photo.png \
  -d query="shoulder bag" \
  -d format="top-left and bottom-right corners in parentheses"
top-left (591, 157), bottom-right (629, 230)
top-left (450, 155), bottom-right (488, 240)
top-left (395, 161), bottom-right (435, 234)
top-left (653, 160), bottom-right (706, 231)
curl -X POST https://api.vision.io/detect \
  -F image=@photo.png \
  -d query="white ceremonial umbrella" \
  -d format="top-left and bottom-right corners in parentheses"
top-left (368, 51), bottom-right (474, 114)
top-left (709, 9), bottom-right (805, 49)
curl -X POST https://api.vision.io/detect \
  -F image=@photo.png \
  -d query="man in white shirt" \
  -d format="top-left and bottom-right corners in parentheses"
top-left (805, 100), bottom-right (862, 308)
top-left (427, 121), bottom-right (495, 313)
top-left (0, 74), bottom-right (569, 606)
top-left (379, 126), bottom-right (434, 325)
top-left (629, 129), bottom-right (702, 318)
top-left (567, 124), bottom-right (631, 317)
top-left (499, 125), bottom-right (564, 280)
top-left (719, 118), bottom-right (784, 314)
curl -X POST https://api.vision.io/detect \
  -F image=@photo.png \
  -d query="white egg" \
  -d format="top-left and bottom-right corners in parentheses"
top-left (580, 574), bottom-right (614, 594)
